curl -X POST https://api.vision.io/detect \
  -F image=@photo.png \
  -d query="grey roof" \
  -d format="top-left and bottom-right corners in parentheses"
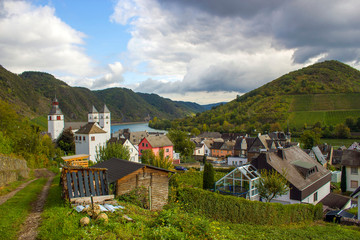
top-left (64, 122), bottom-right (87, 130)
top-left (48, 98), bottom-right (63, 115)
top-left (198, 132), bottom-right (222, 139)
top-left (129, 131), bottom-right (149, 145)
top-left (320, 193), bottom-right (351, 210)
top-left (341, 150), bottom-right (360, 167)
top-left (89, 105), bottom-right (98, 113)
top-left (75, 122), bottom-right (107, 134)
top-left (252, 146), bottom-right (331, 191)
top-left (101, 104), bottom-right (110, 113)
top-left (145, 135), bottom-right (173, 148)
top-left (312, 146), bottom-right (327, 165)
top-left (92, 158), bottom-right (172, 183)
top-left (350, 186), bottom-right (360, 198)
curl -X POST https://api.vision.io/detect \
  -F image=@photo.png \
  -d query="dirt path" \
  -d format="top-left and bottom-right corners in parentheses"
top-left (0, 179), bottom-right (37, 206)
top-left (17, 170), bottom-right (55, 240)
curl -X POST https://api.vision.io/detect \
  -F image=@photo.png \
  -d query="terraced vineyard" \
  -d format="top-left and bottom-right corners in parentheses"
top-left (288, 93), bottom-right (360, 128)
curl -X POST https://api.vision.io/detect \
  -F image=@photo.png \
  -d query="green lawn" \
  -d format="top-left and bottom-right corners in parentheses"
top-left (0, 178), bottom-right (47, 240)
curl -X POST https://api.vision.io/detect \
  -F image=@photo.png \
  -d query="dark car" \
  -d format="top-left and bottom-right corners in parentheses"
top-left (175, 166), bottom-right (188, 171)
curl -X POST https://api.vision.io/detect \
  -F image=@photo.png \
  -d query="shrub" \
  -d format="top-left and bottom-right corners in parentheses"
top-left (176, 187), bottom-right (323, 225)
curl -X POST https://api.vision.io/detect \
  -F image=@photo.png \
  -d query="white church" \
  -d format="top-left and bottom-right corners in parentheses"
top-left (48, 98), bottom-right (111, 162)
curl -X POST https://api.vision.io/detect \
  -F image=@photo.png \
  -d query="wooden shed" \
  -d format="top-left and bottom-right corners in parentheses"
top-left (60, 166), bottom-right (113, 204)
top-left (93, 158), bottom-right (173, 210)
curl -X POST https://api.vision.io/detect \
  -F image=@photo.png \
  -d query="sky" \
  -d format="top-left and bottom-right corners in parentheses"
top-left (1, 0), bottom-right (360, 104)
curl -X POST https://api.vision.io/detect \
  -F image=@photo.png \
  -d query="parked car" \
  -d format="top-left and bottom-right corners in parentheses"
top-left (175, 166), bottom-right (188, 171)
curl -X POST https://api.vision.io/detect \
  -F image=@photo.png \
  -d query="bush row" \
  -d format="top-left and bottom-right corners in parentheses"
top-left (176, 187), bottom-right (323, 225)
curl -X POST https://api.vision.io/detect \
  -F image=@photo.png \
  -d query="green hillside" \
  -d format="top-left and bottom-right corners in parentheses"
top-left (0, 67), bottom-right (204, 123)
top-left (171, 60), bottom-right (360, 132)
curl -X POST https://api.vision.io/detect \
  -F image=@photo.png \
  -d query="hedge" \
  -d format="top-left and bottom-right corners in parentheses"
top-left (176, 187), bottom-right (323, 225)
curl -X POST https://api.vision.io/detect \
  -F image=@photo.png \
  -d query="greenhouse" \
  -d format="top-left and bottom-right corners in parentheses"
top-left (215, 164), bottom-right (260, 200)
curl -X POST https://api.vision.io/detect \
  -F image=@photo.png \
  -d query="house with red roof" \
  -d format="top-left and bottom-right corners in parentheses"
top-left (138, 135), bottom-right (174, 159)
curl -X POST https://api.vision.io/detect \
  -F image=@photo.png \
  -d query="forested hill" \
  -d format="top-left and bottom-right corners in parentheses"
top-left (0, 66), bottom-right (205, 123)
top-left (172, 60), bottom-right (360, 133)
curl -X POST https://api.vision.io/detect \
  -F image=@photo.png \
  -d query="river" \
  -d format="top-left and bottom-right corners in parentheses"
top-left (111, 122), bottom-right (167, 134)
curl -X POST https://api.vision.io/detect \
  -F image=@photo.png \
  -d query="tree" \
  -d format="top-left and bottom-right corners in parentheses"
top-left (270, 122), bottom-right (282, 132)
top-left (96, 143), bottom-right (130, 162)
top-left (345, 117), bottom-right (356, 131)
top-left (256, 169), bottom-right (289, 202)
top-left (140, 149), bottom-right (173, 170)
top-left (57, 127), bottom-right (75, 155)
top-left (341, 166), bottom-right (347, 193)
top-left (167, 129), bottom-right (195, 158)
top-left (300, 130), bottom-right (321, 149)
top-left (190, 127), bottom-right (200, 137)
top-left (257, 169), bottom-right (289, 202)
top-left (334, 124), bottom-right (351, 139)
top-left (203, 163), bottom-right (215, 190)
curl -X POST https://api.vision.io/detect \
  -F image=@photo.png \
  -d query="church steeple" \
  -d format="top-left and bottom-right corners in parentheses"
top-left (48, 97), bottom-right (64, 140)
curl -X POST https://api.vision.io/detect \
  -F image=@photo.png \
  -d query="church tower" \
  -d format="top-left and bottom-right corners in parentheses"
top-left (99, 104), bottom-right (111, 140)
top-left (48, 98), bottom-right (64, 141)
top-left (88, 106), bottom-right (99, 123)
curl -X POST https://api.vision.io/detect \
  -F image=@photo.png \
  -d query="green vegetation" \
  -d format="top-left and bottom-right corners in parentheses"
top-left (95, 143), bottom-right (130, 162)
top-left (0, 66), bottom-right (204, 124)
top-left (167, 129), bottom-right (195, 159)
top-left (257, 169), bottom-right (289, 202)
top-left (177, 187), bottom-right (323, 225)
top-left (164, 61), bottom-right (360, 134)
top-left (0, 100), bottom-right (61, 168)
top-left (140, 149), bottom-right (173, 170)
top-left (300, 129), bottom-right (321, 149)
top-left (0, 178), bottom-right (47, 240)
top-left (203, 163), bottom-right (215, 190)
top-left (37, 176), bottom-right (360, 240)
top-left (341, 166), bottom-right (347, 193)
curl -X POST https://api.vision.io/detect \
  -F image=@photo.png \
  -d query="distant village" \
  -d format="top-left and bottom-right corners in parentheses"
top-left (48, 98), bottom-right (360, 221)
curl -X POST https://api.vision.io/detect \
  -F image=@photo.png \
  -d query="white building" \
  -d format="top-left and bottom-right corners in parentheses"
top-left (47, 99), bottom-right (112, 161)
top-left (48, 98), bottom-right (64, 141)
top-left (75, 122), bottom-right (108, 162)
top-left (122, 139), bottom-right (139, 162)
top-left (74, 105), bottom-right (112, 162)
top-left (252, 146), bottom-right (331, 205)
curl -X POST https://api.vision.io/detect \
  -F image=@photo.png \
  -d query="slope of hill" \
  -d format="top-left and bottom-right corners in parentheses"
top-left (172, 60), bottom-right (360, 132)
top-left (0, 67), bottom-right (205, 124)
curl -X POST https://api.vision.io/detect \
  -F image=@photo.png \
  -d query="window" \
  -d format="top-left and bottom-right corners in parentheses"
top-left (146, 143), bottom-right (148, 147)
top-left (313, 192), bottom-right (318, 202)
top-left (83, 136), bottom-right (85, 141)
top-left (142, 143), bottom-right (144, 147)
top-left (351, 180), bottom-right (358, 189)
top-left (57, 116), bottom-right (61, 120)
top-left (75, 136), bottom-right (78, 140)
top-left (91, 136), bottom-right (95, 141)
top-left (166, 148), bottom-right (169, 152)
top-left (351, 167), bottom-right (358, 175)
top-left (49, 116), bottom-right (51, 120)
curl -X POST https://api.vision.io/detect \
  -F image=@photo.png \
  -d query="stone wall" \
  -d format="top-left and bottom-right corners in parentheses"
top-left (0, 154), bottom-right (29, 187)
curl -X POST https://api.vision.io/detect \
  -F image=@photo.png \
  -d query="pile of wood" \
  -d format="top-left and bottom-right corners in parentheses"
top-left (60, 167), bottom-right (113, 203)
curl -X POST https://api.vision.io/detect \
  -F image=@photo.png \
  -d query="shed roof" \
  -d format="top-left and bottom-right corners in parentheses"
top-left (320, 193), bottom-right (352, 210)
top-left (75, 122), bottom-right (107, 134)
top-left (92, 158), bottom-right (172, 183)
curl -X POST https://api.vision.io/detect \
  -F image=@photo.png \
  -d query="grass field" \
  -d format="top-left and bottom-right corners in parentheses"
top-left (30, 115), bottom-right (48, 130)
top-left (293, 138), bottom-right (357, 148)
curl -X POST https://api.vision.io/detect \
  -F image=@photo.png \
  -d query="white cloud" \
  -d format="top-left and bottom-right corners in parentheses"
top-left (0, 0), bottom-right (94, 77)
top-left (91, 61), bottom-right (125, 89)
top-left (112, 0), bottom-right (360, 99)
